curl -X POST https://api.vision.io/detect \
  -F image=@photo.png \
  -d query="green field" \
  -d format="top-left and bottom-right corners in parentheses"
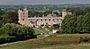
top-left (0, 34), bottom-right (90, 49)
top-left (34, 28), bottom-right (53, 38)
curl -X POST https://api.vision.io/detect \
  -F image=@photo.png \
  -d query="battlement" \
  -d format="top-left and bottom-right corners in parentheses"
top-left (18, 8), bottom-right (71, 28)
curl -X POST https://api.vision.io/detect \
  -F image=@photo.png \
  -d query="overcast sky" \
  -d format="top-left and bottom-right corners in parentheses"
top-left (0, 0), bottom-right (90, 5)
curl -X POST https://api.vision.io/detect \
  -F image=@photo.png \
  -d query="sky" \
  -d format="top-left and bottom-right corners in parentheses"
top-left (0, 0), bottom-right (90, 5)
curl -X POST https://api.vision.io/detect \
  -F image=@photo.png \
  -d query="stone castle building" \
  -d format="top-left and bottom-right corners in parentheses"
top-left (18, 8), bottom-right (71, 28)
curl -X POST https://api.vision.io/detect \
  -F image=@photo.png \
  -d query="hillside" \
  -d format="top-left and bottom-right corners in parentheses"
top-left (0, 34), bottom-right (90, 49)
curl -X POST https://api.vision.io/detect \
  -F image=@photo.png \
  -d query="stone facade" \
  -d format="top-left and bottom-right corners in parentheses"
top-left (18, 8), bottom-right (71, 28)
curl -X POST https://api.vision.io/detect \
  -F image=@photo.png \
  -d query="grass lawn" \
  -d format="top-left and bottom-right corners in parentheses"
top-left (0, 34), bottom-right (90, 49)
top-left (34, 28), bottom-right (48, 35)
top-left (33, 28), bottom-right (51, 38)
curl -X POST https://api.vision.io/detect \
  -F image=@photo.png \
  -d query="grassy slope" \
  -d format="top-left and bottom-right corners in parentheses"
top-left (0, 34), bottom-right (90, 49)
top-left (34, 28), bottom-right (48, 35)
top-left (34, 28), bottom-right (50, 38)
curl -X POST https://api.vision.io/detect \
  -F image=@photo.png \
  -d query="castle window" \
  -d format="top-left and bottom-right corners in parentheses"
top-left (45, 19), bottom-right (47, 21)
top-left (37, 19), bottom-right (38, 21)
top-left (57, 19), bottom-right (59, 21)
top-left (53, 19), bottom-right (55, 21)
top-left (61, 19), bottom-right (63, 21)
top-left (41, 19), bottom-right (42, 21)
top-left (22, 19), bottom-right (25, 21)
top-left (49, 19), bottom-right (51, 21)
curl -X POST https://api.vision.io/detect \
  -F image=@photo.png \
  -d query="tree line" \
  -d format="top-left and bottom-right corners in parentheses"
top-left (0, 9), bottom-right (36, 44)
top-left (61, 7), bottom-right (90, 34)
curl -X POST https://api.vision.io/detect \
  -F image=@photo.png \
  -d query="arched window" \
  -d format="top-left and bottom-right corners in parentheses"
top-left (49, 19), bottom-right (51, 21)
top-left (22, 19), bottom-right (25, 21)
top-left (41, 19), bottom-right (42, 21)
top-left (53, 19), bottom-right (55, 21)
top-left (45, 19), bottom-right (47, 21)
top-left (37, 19), bottom-right (38, 21)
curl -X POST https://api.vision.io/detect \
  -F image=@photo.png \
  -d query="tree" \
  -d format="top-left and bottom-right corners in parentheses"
top-left (61, 7), bottom-right (90, 34)
top-left (0, 23), bottom-right (36, 43)
top-left (1, 11), bottom-right (18, 23)
top-left (61, 15), bottom-right (77, 34)
top-left (0, 11), bottom-right (18, 27)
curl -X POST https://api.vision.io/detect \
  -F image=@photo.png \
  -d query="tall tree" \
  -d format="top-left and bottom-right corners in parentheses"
top-left (61, 15), bottom-right (77, 33)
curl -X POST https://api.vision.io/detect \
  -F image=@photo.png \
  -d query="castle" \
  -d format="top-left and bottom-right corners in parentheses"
top-left (18, 8), bottom-right (71, 28)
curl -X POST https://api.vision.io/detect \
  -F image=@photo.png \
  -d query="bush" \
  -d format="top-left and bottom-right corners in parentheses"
top-left (80, 37), bottom-right (90, 42)
top-left (0, 23), bottom-right (37, 44)
top-left (61, 7), bottom-right (90, 34)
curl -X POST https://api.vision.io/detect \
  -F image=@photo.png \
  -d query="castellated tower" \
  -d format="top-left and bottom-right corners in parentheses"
top-left (62, 9), bottom-right (67, 18)
top-left (18, 8), bottom-right (31, 26)
top-left (62, 9), bottom-right (72, 19)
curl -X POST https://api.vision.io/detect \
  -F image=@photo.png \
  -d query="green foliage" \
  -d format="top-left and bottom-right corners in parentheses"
top-left (61, 7), bottom-right (90, 34)
top-left (76, 14), bottom-right (90, 33)
top-left (0, 23), bottom-right (36, 44)
top-left (0, 9), bottom-right (5, 16)
top-left (28, 10), bottom-right (59, 17)
top-left (1, 11), bottom-right (18, 23)
top-left (1, 34), bottom-right (90, 49)
top-left (61, 15), bottom-right (77, 33)
top-left (0, 11), bottom-right (18, 27)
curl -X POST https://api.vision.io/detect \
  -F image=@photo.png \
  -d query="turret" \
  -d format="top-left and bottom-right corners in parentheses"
top-left (62, 9), bottom-right (67, 18)
top-left (62, 9), bottom-right (72, 19)
top-left (18, 8), bottom-right (29, 26)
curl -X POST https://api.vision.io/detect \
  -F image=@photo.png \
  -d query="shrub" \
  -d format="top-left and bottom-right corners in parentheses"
top-left (0, 23), bottom-right (37, 44)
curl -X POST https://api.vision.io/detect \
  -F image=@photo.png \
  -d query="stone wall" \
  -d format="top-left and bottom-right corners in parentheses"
top-left (18, 8), bottom-right (71, 28)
